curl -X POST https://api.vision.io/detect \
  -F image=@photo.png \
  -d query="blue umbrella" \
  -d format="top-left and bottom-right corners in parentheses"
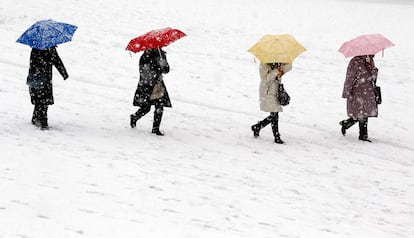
top-left (16, 19), bottom-right (77, 50)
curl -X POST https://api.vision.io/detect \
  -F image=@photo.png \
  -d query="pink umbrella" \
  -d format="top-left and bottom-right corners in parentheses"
top-left (338, 34), bottom-right (394, 58)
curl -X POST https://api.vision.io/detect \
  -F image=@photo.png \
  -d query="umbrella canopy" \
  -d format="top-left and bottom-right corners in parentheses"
top-left (16, 19), bottom-right (77, 50)
top-left (338, 34), bottom-right (394, 58)
top-left (126, 27), bottom-right (186, 53)
top-left (248, 34), bottom-right (307, 64)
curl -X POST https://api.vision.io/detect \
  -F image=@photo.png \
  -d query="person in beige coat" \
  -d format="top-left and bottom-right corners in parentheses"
top-left (251, 62), bottom-right (292, 144)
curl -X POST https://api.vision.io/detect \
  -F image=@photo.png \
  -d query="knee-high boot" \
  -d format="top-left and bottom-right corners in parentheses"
top-left (270, 113), bottom-right (284, 144)
top-left (152, 106), bottom-right (164, 136)
top-left (130, 105), bottom-right (151, 128)
top-left (339, 117), bottom-right (357, 135)
top-left (251, 114), bottom-right (274, 138)
top-left (358, 118), bottom-right (371, 142)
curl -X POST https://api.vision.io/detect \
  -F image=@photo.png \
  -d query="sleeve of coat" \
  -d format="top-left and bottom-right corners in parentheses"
top-left (266, 69), bottom-right (279, 82)
top-left (160, 59), bottom-right (169, 74)
top-left (159, 52), bottom-right (170, 74)
top-left (371, 67), bottom-right (378, 84)
top-left (50, 47), bottom-right (69, 79)
top-left (342, 59), bottom-right (358, 98)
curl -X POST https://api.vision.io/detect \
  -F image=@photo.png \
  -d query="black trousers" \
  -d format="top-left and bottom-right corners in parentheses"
top-left (32, 104), bottom-right (48, 122)
top-left (132, 104), bottom-right (164, 129)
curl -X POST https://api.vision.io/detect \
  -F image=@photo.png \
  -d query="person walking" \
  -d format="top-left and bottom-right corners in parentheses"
top-left (27, 46), bottom-right (68, 130)
top-left (251, 62), bottom-right (292, 144)
top-left (340, 55), bottom-right (379, 142)
top-left (130, 47), bottom-right (171, 136)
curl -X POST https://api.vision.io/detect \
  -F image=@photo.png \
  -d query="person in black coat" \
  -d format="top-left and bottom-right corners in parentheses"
top-left (130, 47), bottom-right (172, 136)
top-left (27, 46), bottom-right (68, 129)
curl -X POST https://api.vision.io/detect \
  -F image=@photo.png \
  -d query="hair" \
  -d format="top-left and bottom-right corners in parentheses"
top-left (268, 62), bottom-right (283, 70)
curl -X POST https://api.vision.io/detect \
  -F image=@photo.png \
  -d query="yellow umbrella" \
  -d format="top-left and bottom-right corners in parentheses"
top-left (248, 34), bottom-right (307, 63)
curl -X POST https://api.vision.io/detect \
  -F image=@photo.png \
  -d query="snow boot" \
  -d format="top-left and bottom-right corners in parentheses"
top-left (151, 128), bottom-right (164, 136)
top-left (339, 118), bottom-right (357, 135)
top-left (274, 133), bottom-right (285, 144)
top-left (251, 123), bottom-right (261, 138)
top-left (151, 107), bottom-right (164, 136)
top-left (271, 115), bottom-right (284, 144)
top-left (251, 113), bottom-right (277, 138)
top-left (130, 114), bottom-right (138, 128)
top-left (358, 118), bottom-right (372, 142)
top-left (39, 118), bottom-right (49, 130)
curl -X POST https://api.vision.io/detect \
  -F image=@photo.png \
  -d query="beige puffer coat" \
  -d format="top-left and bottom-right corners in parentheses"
top-left (259, 63), bottom-right (292, 112)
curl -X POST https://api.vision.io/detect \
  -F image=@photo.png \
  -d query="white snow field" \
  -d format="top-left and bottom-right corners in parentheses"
top-left (0, 0), bottom-right (413, 237)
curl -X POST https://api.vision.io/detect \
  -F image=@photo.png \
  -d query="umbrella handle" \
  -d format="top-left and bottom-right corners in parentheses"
top-left (157, 47), bottom-right (163, 58)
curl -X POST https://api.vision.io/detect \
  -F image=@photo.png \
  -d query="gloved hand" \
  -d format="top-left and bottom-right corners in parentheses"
top-left (63, 74), bottom-right (69, 80)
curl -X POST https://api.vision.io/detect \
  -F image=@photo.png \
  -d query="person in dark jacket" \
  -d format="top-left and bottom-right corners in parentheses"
top-left (340, 55), bottom-right (378, 142)
top-left (27, 46), bottom-right (68, 129)
top-left (130, 47), bottom-right (171, 136)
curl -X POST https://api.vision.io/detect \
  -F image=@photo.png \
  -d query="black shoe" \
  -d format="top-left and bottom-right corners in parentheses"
top-left (152, 129), bottom-right (164, 136)
top-left (31, 117), bottom-right (37, 125)
top-left (274, 133), bottom-right (285, 144)
top-left (275, 137), bottom-right (285, 144)
top-left (359, 136), bottom-right (372, 143)
top-left (130, 114), bottom-right (137, 128)
top-left (39, 119), bottom-right (49, 130)
top-left (251, 124), bottom-right (260, 138)
top-left (34, 120), bottom-right (42, 128)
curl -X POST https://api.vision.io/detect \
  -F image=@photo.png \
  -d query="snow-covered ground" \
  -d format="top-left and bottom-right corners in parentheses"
top-left (1, 0), bottom-right (413, 237)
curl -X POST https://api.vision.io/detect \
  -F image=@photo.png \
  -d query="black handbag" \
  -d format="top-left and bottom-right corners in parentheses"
top-left (374, 86), bottom-right (382, 104)
top-left (278, 83), bottom-right (290, 106)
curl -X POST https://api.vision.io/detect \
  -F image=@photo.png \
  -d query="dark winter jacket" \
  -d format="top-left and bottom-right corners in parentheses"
top-left (133, 49), bottom-right (172, 107)
top-left (342, 56), bottom-right (378, 118)
top-left (27, 47), bottom-right (68, 105)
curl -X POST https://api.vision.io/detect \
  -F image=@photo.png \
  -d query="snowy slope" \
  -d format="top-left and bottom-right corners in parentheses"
top-left (0, 0), bottom-right (413, 237)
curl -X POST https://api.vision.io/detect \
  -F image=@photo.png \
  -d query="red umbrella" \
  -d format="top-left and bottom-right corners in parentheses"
top-left (126, 27), bottom-right (186, 53)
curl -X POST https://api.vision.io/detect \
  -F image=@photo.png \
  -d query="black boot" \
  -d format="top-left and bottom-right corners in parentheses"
top-left (271, 113), bottom-right (284, 144)
top-left (274, 133), bottom-right (284, 144)
top-left (251, 113), bottom-right (274, 138)
top-left (130, 105), bottom-right (151, 128)
top-left (130, 114), bottom-right (137, 128)
top-left (34, 104), bottom-right (48, 130)
top-left (358, 118), bottom-right (372, 142)
top-left (152, 106), bottom-right (164, 136)
top-left (251, 122), bottom-right (261, 138)
top-left (39, 118), bottom-right (49, 130)
top-left (339, 118), bottom-right (357, 135)
top-left (151, 128), bottom-right (164, 136)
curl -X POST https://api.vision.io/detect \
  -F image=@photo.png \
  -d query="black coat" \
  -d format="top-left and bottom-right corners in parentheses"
top-left (133, 49), bottom-right (172, 108)
top-left (27, 47), bottom-right (68, 105)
